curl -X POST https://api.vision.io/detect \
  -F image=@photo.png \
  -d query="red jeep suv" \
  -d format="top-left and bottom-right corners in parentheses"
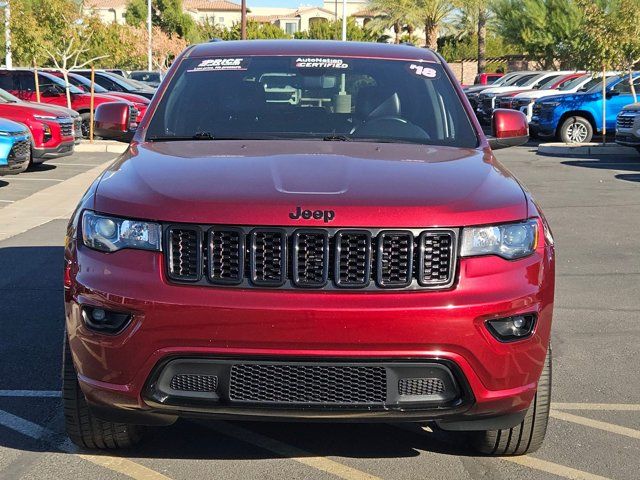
top-left (63, 41), bottom-right (554, 455)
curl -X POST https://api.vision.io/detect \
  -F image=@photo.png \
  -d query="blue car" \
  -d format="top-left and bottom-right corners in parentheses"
top-left (0, 118), bottom-right (31, 175)
top-left (530, 73), bottom-right (640, 143)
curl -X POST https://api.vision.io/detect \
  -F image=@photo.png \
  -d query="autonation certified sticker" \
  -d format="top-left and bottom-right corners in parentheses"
top-left (295, 57), bottom-right (349, 69)
top-left (189, 58), bottom-right (249, 72)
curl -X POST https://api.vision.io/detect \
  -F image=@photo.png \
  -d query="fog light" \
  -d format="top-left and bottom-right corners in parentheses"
top-left (82, 306), bottom-right (131, 334)
top-left (487, 314), bottom-right (536, 342)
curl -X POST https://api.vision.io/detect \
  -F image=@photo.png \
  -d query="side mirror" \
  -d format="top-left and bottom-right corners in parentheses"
top-left (488, 109), bottom-right (529, 150)
top-left (605, 90), bottom-right (619, 99)
top-left (94, 102), bottom-right (135, 143)
top-left (41, 86), bottom-right (60, 97)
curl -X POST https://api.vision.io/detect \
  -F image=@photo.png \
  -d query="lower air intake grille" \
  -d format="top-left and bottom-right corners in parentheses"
top-left (398, 378), bottom-right (445, 396)
top-left (8, 138), bottom-right (30, 162)
top-left (170, 374), bottom-right (218, 392)
top-left (229, 363), bottom-right (387, 404)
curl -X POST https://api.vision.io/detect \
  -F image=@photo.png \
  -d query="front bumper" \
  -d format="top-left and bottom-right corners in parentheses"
top-left (32, 140), bottom-right (74, 162)
top-left (66, 240), bottom-right (555, 425)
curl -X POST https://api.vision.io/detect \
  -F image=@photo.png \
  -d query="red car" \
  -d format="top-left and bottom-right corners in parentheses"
top-left (473, 72), bottom-right (504, 85)
top-left (0, 69), bottom-right (137, 138)
top-left (45, 71), bottom-right (149, 123)
top-left (0, 88), bottom-right (76, 163)
top-left (64, 41), bottom-right (555, 455)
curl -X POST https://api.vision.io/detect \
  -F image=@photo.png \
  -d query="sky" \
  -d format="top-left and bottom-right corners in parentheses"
top-left (248, 0), bottom-right (322, 8)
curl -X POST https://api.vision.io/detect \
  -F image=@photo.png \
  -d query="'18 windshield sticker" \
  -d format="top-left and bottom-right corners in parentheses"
top-left (295, 57), bottom-right (349, 69)
top-left (189, 58), bottom-right (249, 72)
top-left (408, 64), bottom-right (437, 78)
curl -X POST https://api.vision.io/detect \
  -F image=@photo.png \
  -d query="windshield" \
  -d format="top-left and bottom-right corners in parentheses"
top-left (0, 88), bottom-right (19, 103)
top-left (586, 75), bottom-right (621, 93)
top-left (559, 74), bottom-right (589, 91)
top-left (538, 75), bottom-right (568, 90)
top-left (67, 73), bottom-right (109, 93)
top-left (130, 72), bottom-right (161, 82)
top-left (145, 56), bottom-right (478, 147)
top-left (511, 74), bottom-right (539, 87)
top-left (42, 73), bottom-right (84, 94)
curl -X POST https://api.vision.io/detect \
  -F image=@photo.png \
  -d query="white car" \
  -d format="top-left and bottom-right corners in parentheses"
top-left (511, 73), bottom-right (618, 121)
top-left (476, 71), bottom-right (575, 120)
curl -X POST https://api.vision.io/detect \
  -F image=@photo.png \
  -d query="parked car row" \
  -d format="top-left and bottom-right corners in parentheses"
top-left (465, 70), bottom-right (640, 145)
top-left (0, 68), bottom-right (158, 176)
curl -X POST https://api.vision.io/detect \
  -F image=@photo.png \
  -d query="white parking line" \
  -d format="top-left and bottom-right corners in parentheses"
top-left (0, 390), bottom-right (61, 397)
top-left (0, 200), bottom-right (14, 203)
top-left (3, 178), bottom-right (63, 182)
top-left (0, 408), bottom-right (173, 480)
top-left (553, 403), bottom-right (640, 411)
top-left (550, 410), bottom-right (640, 440)
top-left (213, 421), bottom-right (383, 480)
top-left (504, 456), bottom-right (612, 480)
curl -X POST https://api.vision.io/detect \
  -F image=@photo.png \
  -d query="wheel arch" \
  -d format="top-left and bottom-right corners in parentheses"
top-left (556, 110), bottom-right (598, 138)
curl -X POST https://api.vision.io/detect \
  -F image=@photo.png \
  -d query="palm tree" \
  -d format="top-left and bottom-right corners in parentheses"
top-left (457, 0), bottom-right (492, 72)
top-left (417, 0), bottom-right (455, 50)
top-left (367, 0), bottom-right (417, 44)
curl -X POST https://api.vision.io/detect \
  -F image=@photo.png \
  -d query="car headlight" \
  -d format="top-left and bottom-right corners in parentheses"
top-left (460, 219), bottom-right (538, 260)
top-left (540, 101), bottom-right (560, 108)
top-left (82, 210), bottom-right (162, 253)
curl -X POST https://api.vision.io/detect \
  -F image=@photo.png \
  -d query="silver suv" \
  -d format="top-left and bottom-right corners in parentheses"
top-left (615, 103), bottom-right (640, 150)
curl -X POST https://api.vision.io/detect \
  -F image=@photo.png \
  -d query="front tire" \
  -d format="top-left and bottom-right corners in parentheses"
top-left (62, 333), bottom-right (143, 449)
top-left (471, 346), bottom-right (552, 456)
top-left (559, 116), bottom-right (593, 143)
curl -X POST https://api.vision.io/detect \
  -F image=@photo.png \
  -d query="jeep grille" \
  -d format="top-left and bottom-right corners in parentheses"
top-left (165, 226), bottom-right (457, 290)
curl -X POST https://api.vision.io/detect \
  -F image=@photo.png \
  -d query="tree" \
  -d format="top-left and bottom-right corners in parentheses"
top-left (493, 0), bottom-right (584, 69)
top-left (294, 19), bottom-right (377, 42)
top-left (417, 0), bottom-right (455, 50)
top-left (457, 0), bottom-right (492, 72)
top-left (366, 0), bottom-right (417, 44)
top-left (226, 21), bottom-right (289, 40)
top-left (128, 25), bottom-right (188, 70)
top-left (126, 0), bottom-right (197, 42)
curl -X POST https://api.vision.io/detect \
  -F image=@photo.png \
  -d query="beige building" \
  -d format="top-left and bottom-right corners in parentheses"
top-left (183, 0), bottom-right (242, 29)
top-left (83, 0), bottom-right (128, 25)
top-left (249, 6), bottom-right (335, 35)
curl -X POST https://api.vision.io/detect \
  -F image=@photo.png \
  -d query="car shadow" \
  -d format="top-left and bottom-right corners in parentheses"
top-left (0, 179), bottom-right (8, 188)
top-left (561, 154), bottom-right (640, 182)
top-left (27, 163), bottom-right (57, 172)
top-left (0, 244), bottom-right (483, 462)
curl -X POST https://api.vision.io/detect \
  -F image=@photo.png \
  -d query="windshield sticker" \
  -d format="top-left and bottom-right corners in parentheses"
top-left (408, 64), bottom-right (438, 78)
top-left (188, 58), bottom-right (249, 72)
top-left (295, 57), bottom-right (349, 69)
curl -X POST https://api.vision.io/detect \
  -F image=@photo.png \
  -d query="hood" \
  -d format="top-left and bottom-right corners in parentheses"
top-left (82, 92), bottom-right (129, 105)
top-left (621, 102), bottom-right (640, 111)
top-left (93, 141), bottom-right (528, 228)
top-left (536, 91), bottom-right (596, 105)
top-left (23, 101), bottom-right (78, 118)
top-left (105, 92), bottom-right (150, 104)
top-left (0, 117), bottom-right (30, 133)
top-left (481, 86), bottom-right (529, 95)
top-left (514, 89), bottom-right (560, 99)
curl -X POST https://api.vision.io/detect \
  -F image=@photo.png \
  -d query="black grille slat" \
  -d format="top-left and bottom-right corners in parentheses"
top-left (398, 378), bottom-right (445, 396)
top-left (164, 227), bottom-right (456, 290)
top-left (335, 231), bottom-right (371, 288)
top-left (418, 231), bottom-right (454, 287)
top-left (617, 115), bottom-right (634, 129)
top-left (251, 229), bottom-right (286, 286)
top-left (8, 139), bottom-right (30, 162)
top-left (376, 231), bottom-right (414, 288)
top-left (208, 228), bottom-right (244, 284)
top-left (170, 374), bottom-right (218, 392)
top-left (168, 228), bottom-right (200, 281)
top-left (60, 122), bottom-right (73, 137)
top-left (292, 231), bottom-right (329, 287)
top-left (229, 363), bottom-right (387, 404)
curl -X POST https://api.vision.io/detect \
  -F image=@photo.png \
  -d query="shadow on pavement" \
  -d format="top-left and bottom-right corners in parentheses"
top-left (27, 163), bottom-right (57, 173)
top-left (561, 155), bottom-right (640, 182)
top-left (0, 179), bottom-right (7, 188)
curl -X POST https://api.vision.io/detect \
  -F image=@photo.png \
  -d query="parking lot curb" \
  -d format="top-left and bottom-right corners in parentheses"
top-left (538, 142), bottom-right (639, 156)
top-left (75, 141), bottom-right (128, 154)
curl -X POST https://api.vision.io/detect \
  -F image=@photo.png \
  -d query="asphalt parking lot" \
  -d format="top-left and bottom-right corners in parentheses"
top-left (0, 146), bottom-right (639, 480)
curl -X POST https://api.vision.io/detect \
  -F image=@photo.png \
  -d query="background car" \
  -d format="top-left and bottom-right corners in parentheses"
top-left (0, 118), bottom-right (31, 175)
top-left (473, 72), bottom-right (504, 86)
top-left (46, 71), bottom-right (149, 123)
top-left (615, 102), bottom-right (640, 150)
top-left (128, 70), bottom-right (163, 88)
top-left (0, 88), bottom-right (76, 165)
top-left (530, 73), bottom-right (640, 143)
top-left (0, 69), bottom-right (138, 139)
top-left (72, 70), bottom-right (156, 100)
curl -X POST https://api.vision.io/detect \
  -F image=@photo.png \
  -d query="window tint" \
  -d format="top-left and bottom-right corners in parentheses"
top-left (512, 74), bottom-right (539, 86)
top-left (612, 77), bottom-right (640, 94)
top-left (0, 71), bottom-right (14, 90)
top-left (146, 56), bottom-right (478, 148)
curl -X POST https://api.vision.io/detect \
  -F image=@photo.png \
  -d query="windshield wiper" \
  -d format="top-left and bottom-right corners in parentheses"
top-left (322, 134), bottom-right (351, 142)
top-left (147, 132), bottom-right (216, 142)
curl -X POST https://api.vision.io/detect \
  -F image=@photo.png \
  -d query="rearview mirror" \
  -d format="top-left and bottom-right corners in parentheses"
top-left (94, 102), bottom-right (135, 143)
top-left (488, 109), bottom-right (529, 150)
